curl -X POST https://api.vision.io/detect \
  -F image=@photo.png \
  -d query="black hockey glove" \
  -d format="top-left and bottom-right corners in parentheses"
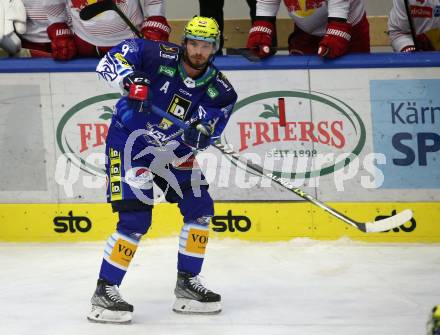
top-left (183, 121), bottom-right (213, 151)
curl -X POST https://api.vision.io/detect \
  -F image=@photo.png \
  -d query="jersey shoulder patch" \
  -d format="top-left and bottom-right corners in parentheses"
top-left (214, 71), bottom-right (233, 92)
top-left (140, 40), bottom-right (182, 65)
top-left (158, 42), bottom-right (182, 62)
top-left (205, 70), bottom-right (236, 102)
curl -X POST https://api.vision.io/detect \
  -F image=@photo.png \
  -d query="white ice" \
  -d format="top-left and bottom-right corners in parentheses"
top-left (1, 238), bottom-right (439, 335)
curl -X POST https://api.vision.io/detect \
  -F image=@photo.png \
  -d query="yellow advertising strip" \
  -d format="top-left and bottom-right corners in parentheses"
top-left (0, 202), bottom-right (439, 243)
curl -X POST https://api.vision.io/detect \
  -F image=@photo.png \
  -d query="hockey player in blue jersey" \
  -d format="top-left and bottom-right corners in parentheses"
top-left (87, 16), bottom-right (237, 324)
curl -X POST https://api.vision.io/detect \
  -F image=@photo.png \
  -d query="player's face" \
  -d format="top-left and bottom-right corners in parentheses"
top-left (184, 39), bottom-right (215, 69)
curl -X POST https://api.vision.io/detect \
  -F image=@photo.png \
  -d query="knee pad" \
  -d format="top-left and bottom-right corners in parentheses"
top-left (116, 210), bottom-right (152, 239)
top-left (178, 187), bottom-right (214, 222)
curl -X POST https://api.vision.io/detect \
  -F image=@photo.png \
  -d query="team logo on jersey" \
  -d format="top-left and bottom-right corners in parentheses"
top-left (183, 77), bottom-right (196, 88)
top-left (285, 0), bottom-right (325, 18)
top-left (167, 94), bottom-right (191, 120)
top-left (160, 44), bottom-right (179, 54)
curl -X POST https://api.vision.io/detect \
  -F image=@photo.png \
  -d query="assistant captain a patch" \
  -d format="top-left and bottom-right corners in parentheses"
top-left (167, 94), bottom-right (191, 120)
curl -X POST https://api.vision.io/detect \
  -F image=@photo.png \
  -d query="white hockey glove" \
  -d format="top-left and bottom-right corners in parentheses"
top-left (0, 0), bottom-right (26, 54)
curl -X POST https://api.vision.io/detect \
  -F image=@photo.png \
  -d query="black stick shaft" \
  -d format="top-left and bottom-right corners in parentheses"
top-left (80, 0), bottom-right (143, 38)
top-left (111, 3), bottom-right (143, 38)
top-left (403, 0), bottom-right (419, 51)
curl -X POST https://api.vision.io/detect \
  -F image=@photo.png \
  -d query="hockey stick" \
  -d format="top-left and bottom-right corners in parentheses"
top-left (149, 104), bottom-right (413, 233)
top-left (227, 48), bottom-right (262, 62)
top-left (227, 47), bottom-right (277, 62)
top-left (403, 0), bottom-right (419, 51)
top-left (79, 0), bottom-right (143, 38)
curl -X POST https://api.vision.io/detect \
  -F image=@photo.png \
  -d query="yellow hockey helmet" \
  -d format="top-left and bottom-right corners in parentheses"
top-left (183, 16), bottom-right (220, 52)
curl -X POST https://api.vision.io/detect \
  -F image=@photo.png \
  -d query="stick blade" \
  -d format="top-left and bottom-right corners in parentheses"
top-left (79, 1), bottom-right (114, 20)
top-left (363, 209), bottom-right (413, 233)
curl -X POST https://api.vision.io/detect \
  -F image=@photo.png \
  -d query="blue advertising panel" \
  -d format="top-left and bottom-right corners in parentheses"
top-left (370, 79), bottom-right (440, 188)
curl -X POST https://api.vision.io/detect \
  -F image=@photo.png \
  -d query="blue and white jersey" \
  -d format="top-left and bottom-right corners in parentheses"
top-left (96, 38), bottom-right (238, 152)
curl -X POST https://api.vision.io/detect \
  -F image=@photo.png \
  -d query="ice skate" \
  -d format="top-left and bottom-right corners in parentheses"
top-left (172, 271), bottom-right (221, 314)
top-left (87, 279), bottom-right (133, 324)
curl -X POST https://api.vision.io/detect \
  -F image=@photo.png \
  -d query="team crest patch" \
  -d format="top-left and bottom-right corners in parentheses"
top-left (167, 94), bottom-right (191, 120)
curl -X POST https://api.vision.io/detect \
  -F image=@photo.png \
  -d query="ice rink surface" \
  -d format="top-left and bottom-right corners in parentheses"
top-left (1, 238), bottom-right (440, 335)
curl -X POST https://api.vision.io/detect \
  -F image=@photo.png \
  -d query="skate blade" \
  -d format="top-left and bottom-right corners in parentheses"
top-left (87, 305), bottom-right (132, 324)
top-left (172, 298), bottom-right (222, 315)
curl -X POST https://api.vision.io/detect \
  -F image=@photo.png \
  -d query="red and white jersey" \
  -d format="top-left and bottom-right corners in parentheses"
top-left (256, 0), bottom-right (366, 36)
top-left (43, 0), bottom-right (165, 47)
top-left (388, 0), bottom-right (440, 51)
top-left (21, 0), bottom-right (50, 43)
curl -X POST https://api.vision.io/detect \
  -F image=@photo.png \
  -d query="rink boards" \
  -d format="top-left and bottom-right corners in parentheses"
top-left (0, 202), bottom-right (438, 243)
top-left (0, 54), bottom-right (439, 242)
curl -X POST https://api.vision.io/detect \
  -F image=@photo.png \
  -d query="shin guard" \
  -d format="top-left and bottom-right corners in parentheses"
top-left (99, 231), bottom-right (139, 285)
top-left (177, 217), bottom-right (211, 275)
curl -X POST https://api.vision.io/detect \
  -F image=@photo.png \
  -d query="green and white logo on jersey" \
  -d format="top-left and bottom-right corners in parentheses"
top-left (207, 85), bottom-right (219, 99)
top-left (158, 65), bottom-right (176, 78)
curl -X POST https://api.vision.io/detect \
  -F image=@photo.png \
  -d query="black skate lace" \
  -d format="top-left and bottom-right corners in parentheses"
top-left (105, 285), bottom-right (126, 303)
top-left (189, 276), bottom-right (210, 294)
